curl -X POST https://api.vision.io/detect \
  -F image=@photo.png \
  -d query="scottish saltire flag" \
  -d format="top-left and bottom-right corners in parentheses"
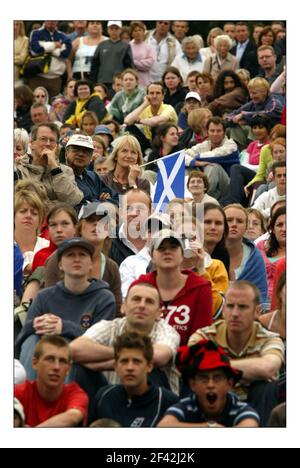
top-left (153, 151), bottom-right (185, 213)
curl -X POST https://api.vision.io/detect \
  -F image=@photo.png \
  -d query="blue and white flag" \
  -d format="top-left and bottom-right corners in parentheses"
top-left (153, 150), bottom-right (185, 213)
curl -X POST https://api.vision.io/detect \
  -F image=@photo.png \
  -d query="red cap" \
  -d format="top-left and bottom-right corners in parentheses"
top-left (176, 339), bottom-right (242, 384)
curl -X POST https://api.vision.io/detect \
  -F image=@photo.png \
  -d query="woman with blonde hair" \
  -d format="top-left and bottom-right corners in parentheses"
top-left (14, 190), bottom-right (49, 278)
top-left (236, 68), bottom-right (251, 87)
top-left (224, 203), bottom-right (268, 308)
top-left (14, 21), bottom-right (29, 84)
top-left (226, 77), bottom-right (284, 149)
top-left (79, 110), bottom-right (99, 136)
top-left (14, 128), bottom-right (29, 163)
top-left (245, 208), bottom-right (267, 242)
top-left (92, 135), bottom-right (109, 158)
top-left (101, 134), bottom-right (151, 194)
top-left (179, 107), bottom-right (212, 147)
top-left (200, 27), bottom-right (223, 60)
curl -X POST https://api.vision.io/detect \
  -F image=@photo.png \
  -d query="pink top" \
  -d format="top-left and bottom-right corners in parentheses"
top-left (247, 139), bottom-right (269, 166)
top-left (256, 239), bottom-right (284, 301)
top-left (130, 41), bottom-right (157, 87)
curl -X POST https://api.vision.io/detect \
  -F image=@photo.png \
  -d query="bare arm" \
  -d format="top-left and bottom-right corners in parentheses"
top-left (70, 336), bottom-right (114, 364)
top-left (140, 114), bottom-right (170, 128)
top-left (21, 280), bottom-right (41, 304)
top-left (36, 409), bottom-right (84, 428)
top-left (83, 360), bottom-right (115, 371)
top-left (231, 354), bottom-right (283, 382)
top-left (124, 96), bottom-right (149, 125)
top-left (235, 418), bottom-right (259, 428)
top-left (153, 344), bottom-right (173, 368)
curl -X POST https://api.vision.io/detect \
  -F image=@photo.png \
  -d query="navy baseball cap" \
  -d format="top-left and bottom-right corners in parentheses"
top-left (95, 125), bottom-right (113, 142)
top-left (57, 238), bottom-right (95, 260)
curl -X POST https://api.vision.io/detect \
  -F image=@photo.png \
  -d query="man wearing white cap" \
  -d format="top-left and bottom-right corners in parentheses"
top-left (65, 133), bottom-right (118, 209)
top-left (90, 21), bottom-right (134, 98)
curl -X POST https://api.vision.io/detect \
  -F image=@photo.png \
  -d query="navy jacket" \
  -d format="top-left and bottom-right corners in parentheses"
top-left (109, 228), bottom-right (136, 266)
top-left (166, 392), bottom-right (260, 427)
top-left (95, 384), bottom-right (179, 427)
top-left (74, 169), bottom-right (119, 209)
top-left (230, 41), bottom-right (258, 77)
top-left (226, 93), bottom-right (284, 128)
top-left (29, 26), bottom-right (72, 59)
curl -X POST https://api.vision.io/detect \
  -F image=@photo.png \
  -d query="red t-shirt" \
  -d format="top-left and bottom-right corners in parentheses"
top-left (31, 240), bottom-right (57, 272)
top-left (14, 381), bottom-right (88, 427)
top-left (270, 257), bottom-right (286, 311)
top-left (130, 270), bottom-right (213, 345)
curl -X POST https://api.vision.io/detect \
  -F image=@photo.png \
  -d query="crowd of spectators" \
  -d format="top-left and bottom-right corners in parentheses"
top-left (14, 19), bottom-right (286, 429)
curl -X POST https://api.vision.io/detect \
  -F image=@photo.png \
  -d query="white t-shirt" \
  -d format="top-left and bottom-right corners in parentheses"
top-left (22, 237), bottom-right (50, 271)
top-left (119, 246), bottom-right (151, 299)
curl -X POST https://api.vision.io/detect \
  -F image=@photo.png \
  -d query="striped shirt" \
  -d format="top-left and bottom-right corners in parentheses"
top-left (84, 317), bottom-right (181, 394)
top-left (166, 392), bottom-right (260, 427)
top-left (188, 320), bottom-right (285, 399)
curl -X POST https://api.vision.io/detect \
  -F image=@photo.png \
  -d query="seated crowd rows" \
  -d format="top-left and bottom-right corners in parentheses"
top-left (13, 19), bottom-right (286, 429)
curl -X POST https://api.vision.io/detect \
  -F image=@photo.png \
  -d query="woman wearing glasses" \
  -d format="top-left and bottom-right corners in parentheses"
top-left (33, 86), bottom-right (51, 113)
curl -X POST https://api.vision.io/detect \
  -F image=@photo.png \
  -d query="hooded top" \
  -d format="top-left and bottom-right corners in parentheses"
top-left (130, 270), bottom-right (213, 346)
top-left (16, 279), bottom-right (116, 348)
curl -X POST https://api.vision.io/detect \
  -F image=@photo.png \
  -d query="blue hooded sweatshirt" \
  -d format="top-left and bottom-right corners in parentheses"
top-left (238, 238), bottom-right (268, 307)
top-left (16, 279), bottom-right (116, 347)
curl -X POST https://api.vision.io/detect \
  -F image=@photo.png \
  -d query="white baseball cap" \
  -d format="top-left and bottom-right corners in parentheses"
top-left (149, 229), bottom-right (185, 253)
top-left (185, 91), bottom-right (201, 103)
top-left (66, 134), bottom-right (94, 150)
top-left (107, 21), bottom-right (122, 28)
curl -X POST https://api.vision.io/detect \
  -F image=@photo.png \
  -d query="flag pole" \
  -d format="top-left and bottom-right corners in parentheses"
top-left (140, 150), bottom-right (186, 169)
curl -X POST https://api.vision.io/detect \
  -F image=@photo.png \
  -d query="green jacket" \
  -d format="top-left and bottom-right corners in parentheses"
top-left (109, 87), bottom-right (146, 123)
top-left (248, 144), bottom-right (272, 186)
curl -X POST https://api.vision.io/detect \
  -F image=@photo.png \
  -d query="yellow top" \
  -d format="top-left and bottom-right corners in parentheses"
top-left (140, 103), bottom-right (178, 140)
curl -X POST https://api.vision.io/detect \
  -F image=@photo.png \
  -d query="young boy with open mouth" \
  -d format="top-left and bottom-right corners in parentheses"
top-left (158, 339), bottom-right (260, 428)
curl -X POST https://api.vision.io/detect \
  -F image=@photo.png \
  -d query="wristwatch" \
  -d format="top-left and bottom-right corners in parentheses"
top-left (50, 166), bottom-right (63, 176)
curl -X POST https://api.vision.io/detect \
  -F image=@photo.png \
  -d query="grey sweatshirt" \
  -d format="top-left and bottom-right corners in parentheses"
top-left (90, 40), bottom-right (134, 84)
